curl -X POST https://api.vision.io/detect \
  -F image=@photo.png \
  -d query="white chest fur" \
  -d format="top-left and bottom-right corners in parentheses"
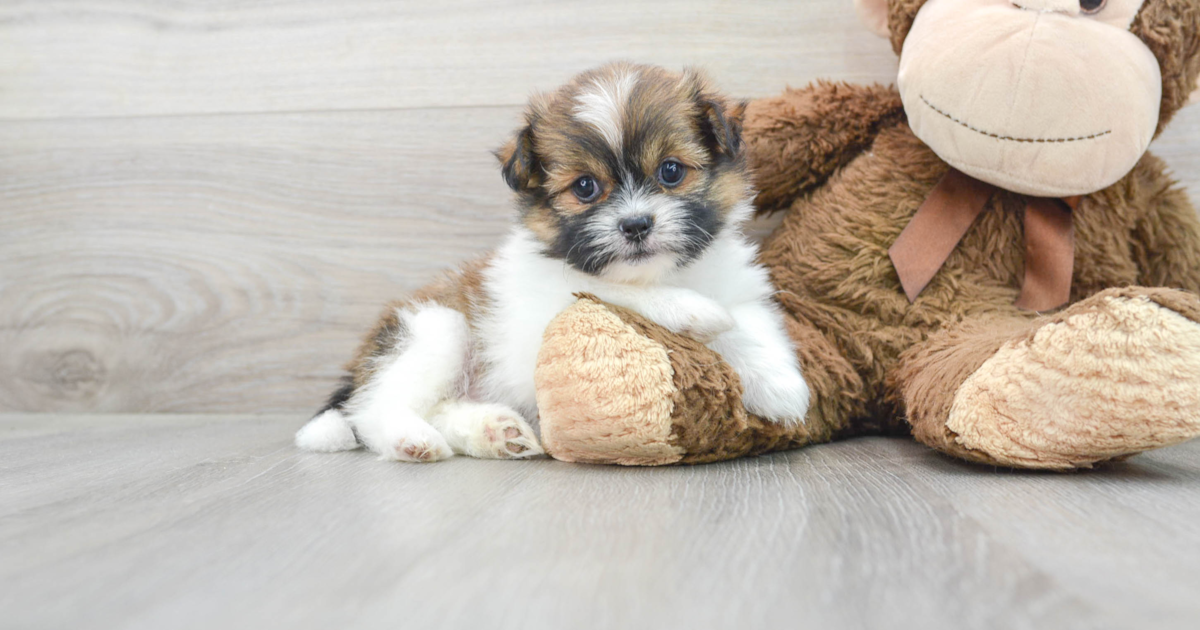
top-left (472, 227), bottom-right (777, 423)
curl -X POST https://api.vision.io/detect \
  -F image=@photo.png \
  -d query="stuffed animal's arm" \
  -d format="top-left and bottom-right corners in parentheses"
top-left (1131, 163), bottom-right (1200, 294)
top-left (745, 82), bottom-right (904, 213)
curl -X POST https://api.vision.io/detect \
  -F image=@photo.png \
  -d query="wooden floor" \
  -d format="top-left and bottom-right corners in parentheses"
top-left (4, 414), bottom-right (1200, 630)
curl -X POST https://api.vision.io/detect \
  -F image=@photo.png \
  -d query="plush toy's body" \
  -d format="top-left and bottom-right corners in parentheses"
top-left (752, 83), bottom-right (1200, 467)
top-left (535, 0), bottom-right (1200, 469)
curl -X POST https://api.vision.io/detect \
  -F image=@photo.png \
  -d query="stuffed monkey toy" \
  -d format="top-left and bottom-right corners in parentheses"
top-left (534, 0), bottom-right (1200, 469)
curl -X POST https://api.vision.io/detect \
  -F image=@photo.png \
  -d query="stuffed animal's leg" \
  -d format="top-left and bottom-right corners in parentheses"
top-left (894, 288), bottom-right (1200, 469)
top-left (535, 296), bottom-right (862, 465)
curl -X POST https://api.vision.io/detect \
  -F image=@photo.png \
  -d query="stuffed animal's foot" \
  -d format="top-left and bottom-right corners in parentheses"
top-left (947, 288), bottom-right (1200, 469)
top-left (536, 299), bottom-right (684, 465)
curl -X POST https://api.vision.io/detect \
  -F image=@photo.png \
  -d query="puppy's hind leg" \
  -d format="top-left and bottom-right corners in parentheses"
top-left (345, 303), bottom-right (471, 462)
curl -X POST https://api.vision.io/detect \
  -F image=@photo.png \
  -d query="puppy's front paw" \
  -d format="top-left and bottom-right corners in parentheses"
top-left (653, 290), bottom-right (735, 342)
top-left (742, 367), bottom-right (811, 427)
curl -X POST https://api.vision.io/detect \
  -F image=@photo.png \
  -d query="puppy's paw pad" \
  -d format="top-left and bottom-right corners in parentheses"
top-left (472, 407), bottom-right (543, 459)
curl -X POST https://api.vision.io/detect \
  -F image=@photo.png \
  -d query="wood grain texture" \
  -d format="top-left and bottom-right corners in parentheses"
top-left (2, 0), bottom-right (1200, 414)
top-left (0, 107), bottom-right (520, 413)
top-left (0, 0), bottom-right (900, 120)
top-left (2, 413), bottom-right (1200, 630)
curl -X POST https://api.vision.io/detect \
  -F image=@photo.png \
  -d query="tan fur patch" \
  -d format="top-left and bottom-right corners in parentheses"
top-left (522, 204), bottom-right (561, 242)
top-left (707, 168), bottom-right (754, 221)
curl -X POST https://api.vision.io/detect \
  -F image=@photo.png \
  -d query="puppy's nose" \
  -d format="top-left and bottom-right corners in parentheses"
top-left (618, 215), bottom-right (654, 242)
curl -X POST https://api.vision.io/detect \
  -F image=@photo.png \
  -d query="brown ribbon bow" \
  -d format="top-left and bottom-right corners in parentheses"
top-left (888, 169), bottom-right (1079, 312)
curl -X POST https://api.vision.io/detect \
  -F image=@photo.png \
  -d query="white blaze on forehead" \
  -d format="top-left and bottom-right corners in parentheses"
top-left (573, 70), bottom-right (640, 152)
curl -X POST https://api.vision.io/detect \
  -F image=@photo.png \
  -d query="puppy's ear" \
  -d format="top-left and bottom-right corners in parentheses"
top-left (495, 125), bottom-right (541, 192)
top-left (699, 97), bottom-right (746, 160)
top-left (682, 68), bottom-right (746, 161)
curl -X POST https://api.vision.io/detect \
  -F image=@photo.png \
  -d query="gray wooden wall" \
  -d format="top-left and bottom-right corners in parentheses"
top-left (4, 0), bottom-right (1200, 414)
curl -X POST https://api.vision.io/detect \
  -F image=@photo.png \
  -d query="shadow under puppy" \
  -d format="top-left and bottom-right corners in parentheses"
top-left (296, 62), bottom-right (811, 462)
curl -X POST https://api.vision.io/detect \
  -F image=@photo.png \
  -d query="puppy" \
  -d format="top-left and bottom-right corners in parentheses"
top-left (296, 62), bottom-right (811, 462)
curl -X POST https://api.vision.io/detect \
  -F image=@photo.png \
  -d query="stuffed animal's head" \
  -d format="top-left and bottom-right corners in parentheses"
top-left (855, 0), bottom-right (1200, 196)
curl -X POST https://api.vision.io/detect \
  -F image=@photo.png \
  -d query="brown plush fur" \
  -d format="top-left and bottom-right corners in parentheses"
top-left (892, 315), bottom-right (1039, 466)
top-left (533, 0), bottom-right (1200, 468)
top-left (742, 82), bottom-right (1200, 463)
top-left (1130, 0), bottom-right (1200, 135)
top-left (744, 82), bottom-right (903, 213)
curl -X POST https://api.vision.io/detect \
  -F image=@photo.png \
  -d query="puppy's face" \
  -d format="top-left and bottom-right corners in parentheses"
top-left (497, 63), bottom-right (752, 283)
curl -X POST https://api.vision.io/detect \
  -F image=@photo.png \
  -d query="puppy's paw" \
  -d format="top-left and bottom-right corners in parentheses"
top-left (459, 404), bottom-right (544, 459)
top-left (742, 367), bottom-right (811, 427)
top-left (652, 290), bottom-right (735, 342)
top-left (382, 422), bottom-right (453, 463)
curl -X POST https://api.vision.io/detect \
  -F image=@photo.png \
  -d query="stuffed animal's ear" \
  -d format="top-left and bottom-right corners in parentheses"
top-left (854, 0), bottom-right (890, 38)
top-left (495, 125), bottom-right (541, 192)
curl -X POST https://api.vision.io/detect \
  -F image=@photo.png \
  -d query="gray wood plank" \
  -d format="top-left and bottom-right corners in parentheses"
top-left (0, 107), bottom-right (519, 414)
top-left (2, 413), bottom-right (1199, 630)
top-left (0, 107), bottom-right (794, 415)
top-left (0, 0), bottom-right (899, 120)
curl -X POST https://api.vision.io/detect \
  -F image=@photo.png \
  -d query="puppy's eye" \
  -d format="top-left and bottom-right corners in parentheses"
top-left (1080, 0), bottom-right (1105, 14)
top-left (572, 176), bottom-right (600, 202)
top-left (657, 159), bottom-right (686, 188)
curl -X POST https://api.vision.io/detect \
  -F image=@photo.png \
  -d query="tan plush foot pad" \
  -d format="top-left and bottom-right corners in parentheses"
top-left (948, 288), bottom-right (1200, 469)
top-left (535, 296), bottom-right (812, 466)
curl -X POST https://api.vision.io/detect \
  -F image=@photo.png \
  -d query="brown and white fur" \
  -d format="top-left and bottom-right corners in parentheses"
top-left (295, 62), bottom-right (811, 462)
